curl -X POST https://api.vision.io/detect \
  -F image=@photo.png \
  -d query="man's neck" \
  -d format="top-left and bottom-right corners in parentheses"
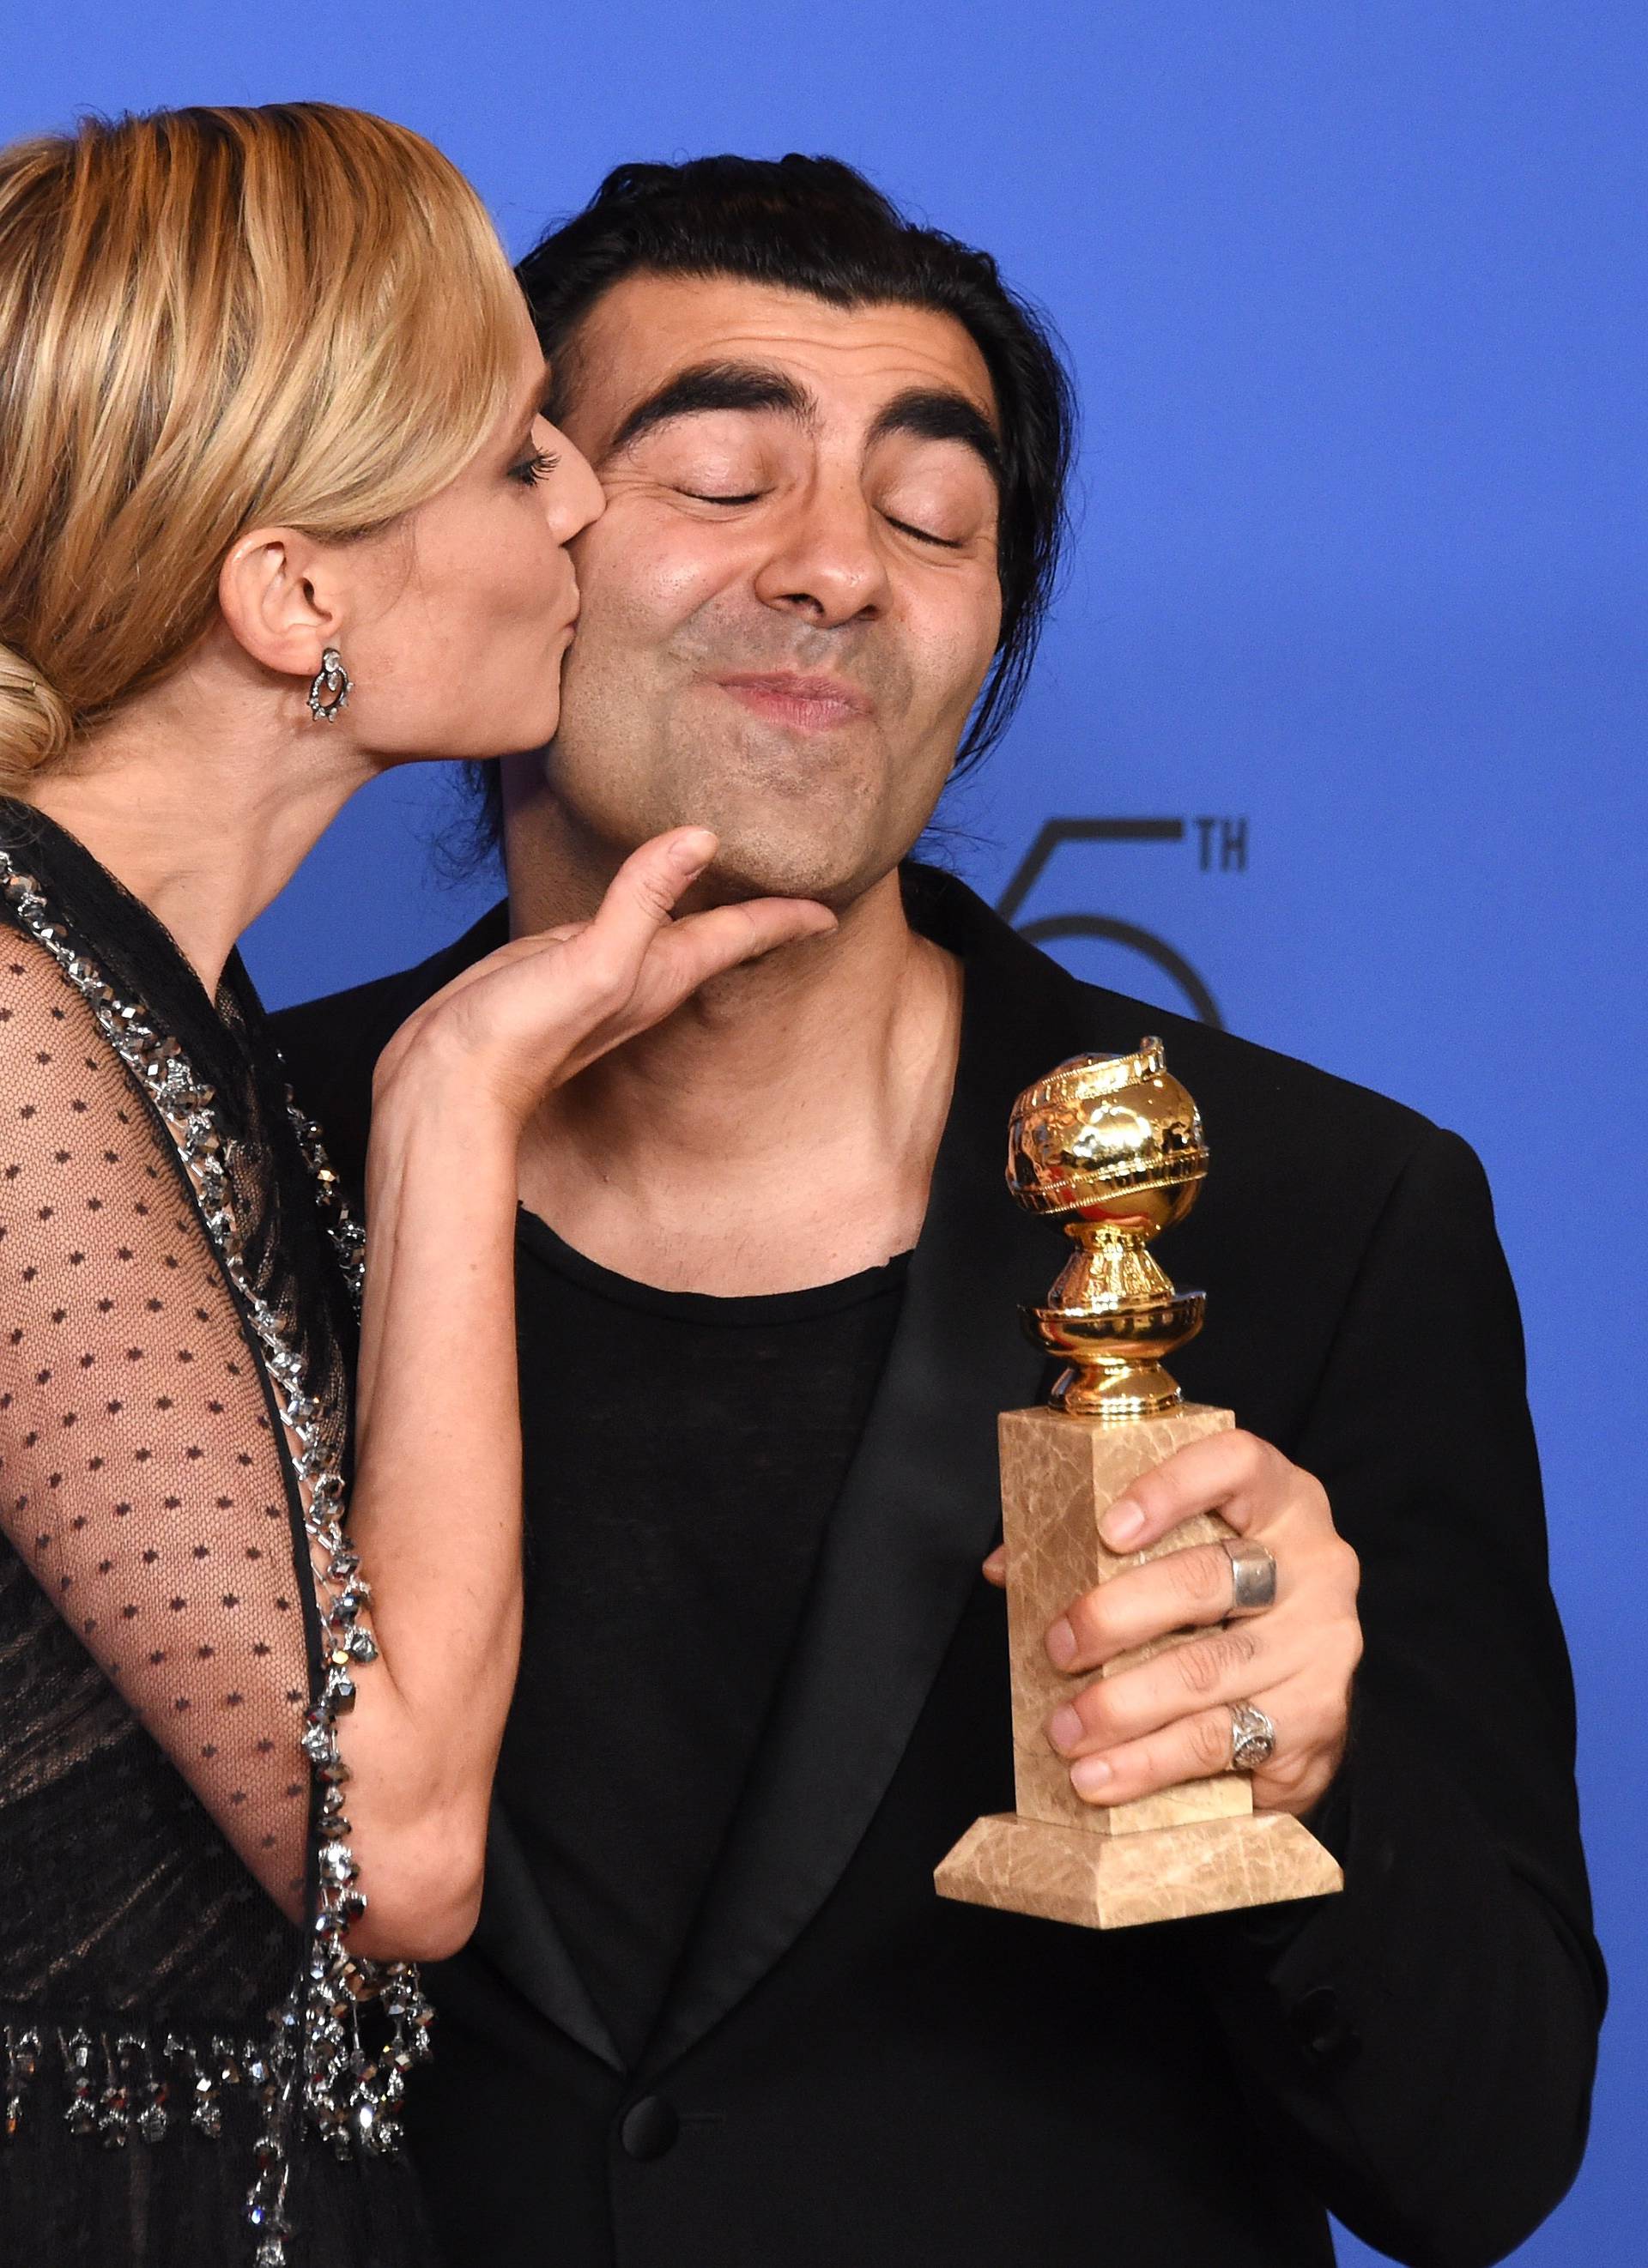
top-left (512, 846), bottom-right (963, 1298)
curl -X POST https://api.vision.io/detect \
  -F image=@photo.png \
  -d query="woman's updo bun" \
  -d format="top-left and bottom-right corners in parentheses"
top-left (0, 104), bottom-right (526, 791)
top-left (0, 643), bottom-right (73, 789)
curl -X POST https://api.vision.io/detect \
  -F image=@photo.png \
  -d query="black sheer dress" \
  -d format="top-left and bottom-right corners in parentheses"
top-left (0, 801), bottom-right (439, 2267)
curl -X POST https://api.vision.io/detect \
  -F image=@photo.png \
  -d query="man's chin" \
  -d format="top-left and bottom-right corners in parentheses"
top-left (617, 778), bottom-right (857, 905)
top-left (690, 840), bottom-right (882, 913)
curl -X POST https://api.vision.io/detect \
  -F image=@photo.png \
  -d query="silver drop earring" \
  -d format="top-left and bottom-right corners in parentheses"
top-left (306, 648), bottom-right (352, 723)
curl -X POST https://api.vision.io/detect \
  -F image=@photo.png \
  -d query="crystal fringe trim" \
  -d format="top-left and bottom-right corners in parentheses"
top-left (0, 852), bottom-right (433, 2266)
top-left (4, 2021), bottom-right (284, 2147)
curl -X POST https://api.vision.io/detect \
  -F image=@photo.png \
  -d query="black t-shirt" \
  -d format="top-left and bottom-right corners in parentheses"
top-left (498, 1210), bottom-right (910, 2065)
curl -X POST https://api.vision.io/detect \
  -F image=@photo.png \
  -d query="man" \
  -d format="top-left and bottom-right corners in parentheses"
top-left (276, 157), bottom-right (1602, 2267)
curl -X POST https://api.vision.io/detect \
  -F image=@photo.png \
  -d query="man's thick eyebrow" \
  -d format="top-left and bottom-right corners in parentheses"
top-left (869, 388), bottom-right (1002, 481)
top-left (606, 362), bottom-right (815, 457)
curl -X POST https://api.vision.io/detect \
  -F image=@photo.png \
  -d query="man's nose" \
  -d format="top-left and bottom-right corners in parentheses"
top-left (751, 479), bottom-right (892, 627)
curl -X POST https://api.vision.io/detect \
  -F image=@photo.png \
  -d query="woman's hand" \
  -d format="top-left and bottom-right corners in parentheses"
top-left (375, 826), bottom-right (835, 1126)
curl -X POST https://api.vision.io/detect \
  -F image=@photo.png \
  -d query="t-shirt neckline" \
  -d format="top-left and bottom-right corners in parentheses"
top-left (516, 1206), bottom-right (913, 1328)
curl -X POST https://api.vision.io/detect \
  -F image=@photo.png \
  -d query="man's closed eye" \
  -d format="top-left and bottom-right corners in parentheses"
top-left (679, 487), bottom-right (964, 549)
top-left (883, 514), bottom-right (965, 549)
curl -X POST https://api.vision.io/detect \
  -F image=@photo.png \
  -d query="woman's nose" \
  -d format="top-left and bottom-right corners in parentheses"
top-left (548, 434), bottom-right (604, 541)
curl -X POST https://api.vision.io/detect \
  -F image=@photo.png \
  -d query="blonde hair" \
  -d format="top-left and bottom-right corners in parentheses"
top-left (0, 103), bottom-right (526, 788)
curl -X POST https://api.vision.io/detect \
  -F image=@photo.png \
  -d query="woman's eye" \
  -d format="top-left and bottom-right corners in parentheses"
top-left (509, 450), bottom-right (560, 488)
top-left (679, 488), bottom-right (766, 506)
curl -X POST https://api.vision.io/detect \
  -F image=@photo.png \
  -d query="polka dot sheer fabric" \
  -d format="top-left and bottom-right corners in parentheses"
top-left (0, 803), bottom-right (436, 2267)
top-left (0, 925), bottom-right (318, 1910)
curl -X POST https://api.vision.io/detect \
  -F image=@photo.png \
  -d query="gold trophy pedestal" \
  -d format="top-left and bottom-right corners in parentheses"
top-left (936, 1401), bottom-right (1342, 1927)
top-left (935, 1041), bottom-right (1342, 1931)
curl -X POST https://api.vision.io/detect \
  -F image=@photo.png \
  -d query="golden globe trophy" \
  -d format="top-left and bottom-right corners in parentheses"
top-left (935, 1041), bottom-right (1342, 1928)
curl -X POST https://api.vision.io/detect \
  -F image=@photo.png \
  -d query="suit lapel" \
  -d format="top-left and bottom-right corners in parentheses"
top-left (465, 1811), bottom-right (626, 2071)
top-left (642, 874), bottom-right (1146, 2077)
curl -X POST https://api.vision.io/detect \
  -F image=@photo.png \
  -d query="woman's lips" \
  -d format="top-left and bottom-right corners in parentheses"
top-left (712, 674), bottom-right (870, 731)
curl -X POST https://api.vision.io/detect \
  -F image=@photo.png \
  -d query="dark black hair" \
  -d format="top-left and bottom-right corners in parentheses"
top-left (463, 154), bottom-right (1075, 851)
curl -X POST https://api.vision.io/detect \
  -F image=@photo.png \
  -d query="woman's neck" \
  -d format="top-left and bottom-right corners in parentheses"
top-left (25, 672), bottom-right (374, 995)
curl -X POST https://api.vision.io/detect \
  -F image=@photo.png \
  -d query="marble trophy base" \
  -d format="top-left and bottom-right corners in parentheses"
top-left (936, 1402), bottom-right (1342, 1929)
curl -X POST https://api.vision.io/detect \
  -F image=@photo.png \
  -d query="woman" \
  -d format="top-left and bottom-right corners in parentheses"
top-left (0, 104), bottom-right (831, 2267)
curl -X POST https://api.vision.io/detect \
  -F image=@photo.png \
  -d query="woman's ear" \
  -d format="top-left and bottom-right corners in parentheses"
top-left (217, 526), bottom-right (342, 681)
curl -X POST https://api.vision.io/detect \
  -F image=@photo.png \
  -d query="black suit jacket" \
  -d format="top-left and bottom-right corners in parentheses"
top-left (274, 866), bottom-right (1603, 2268)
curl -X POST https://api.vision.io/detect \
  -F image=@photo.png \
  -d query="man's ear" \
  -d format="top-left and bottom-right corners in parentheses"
top-left (217, 526), bottom-right (342, 681)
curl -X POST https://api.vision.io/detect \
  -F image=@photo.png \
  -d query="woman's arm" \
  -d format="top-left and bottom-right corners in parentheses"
top-left (0, 826), bottom-right (826, 1960)
top-left (320, 828), bottom-right (832, 1958)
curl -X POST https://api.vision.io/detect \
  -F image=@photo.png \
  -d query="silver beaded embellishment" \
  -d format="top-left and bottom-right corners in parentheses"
top-left (3, 2026), bottom-right (41, 2138)
top-left (288, 1092), bottom-right (366, 1296)
top-left (0, 849), bottom-right (433, 2265)
top-left (2, 2024), bottom-right (277, 2149)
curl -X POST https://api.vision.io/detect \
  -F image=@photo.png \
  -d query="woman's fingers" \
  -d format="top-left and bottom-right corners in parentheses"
top-left (379, 828), bottom-right (835, 1119)
top-left (622, 892), bottom-right (837, 1028)
top-left (405, 826), bottom-right (718, 1035)
top-left (545, 827), bottom-right (833, 1055)
top-left (385, 827), bottom-right (730, 1063)
top-left (582, 827), bottom-right (720, 965)
top-left (573, 828), bottom-right (831, 1019)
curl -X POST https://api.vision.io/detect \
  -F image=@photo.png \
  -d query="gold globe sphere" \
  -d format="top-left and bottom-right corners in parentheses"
top-left (1006, 1040), bottom-right (1209, 1228)
top-left (1007, 1041), bottom-right (1209, 1420)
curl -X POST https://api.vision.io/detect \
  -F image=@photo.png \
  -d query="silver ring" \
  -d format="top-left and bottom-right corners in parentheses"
top-left (1222, 1536), bottom-right (1277, 1617)
top-left (1228, 1700), bottom-right (1276, 1772)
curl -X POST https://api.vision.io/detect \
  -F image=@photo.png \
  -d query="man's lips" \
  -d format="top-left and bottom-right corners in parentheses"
top-left (711, 673), bottom-right (871, 730)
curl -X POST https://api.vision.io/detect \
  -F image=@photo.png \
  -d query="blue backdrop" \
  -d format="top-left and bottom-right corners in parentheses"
top-left (7, 6), bottom-right (1644, 2258)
